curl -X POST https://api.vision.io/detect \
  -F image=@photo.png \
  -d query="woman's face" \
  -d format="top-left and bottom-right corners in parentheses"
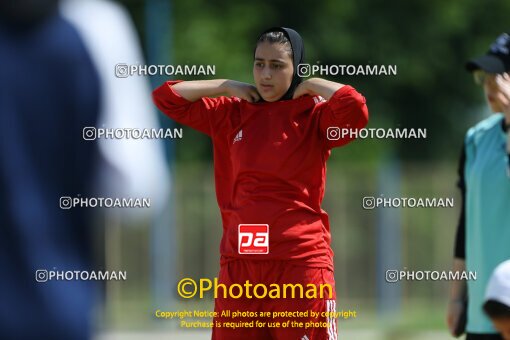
top-left (253, 41), bottom-right (294, 102)
top-left (479, 72), bottom-right (510, 113)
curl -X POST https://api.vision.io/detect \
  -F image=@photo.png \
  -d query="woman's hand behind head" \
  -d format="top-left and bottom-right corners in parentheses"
top-left (224, 80), bottom-right (260, 103)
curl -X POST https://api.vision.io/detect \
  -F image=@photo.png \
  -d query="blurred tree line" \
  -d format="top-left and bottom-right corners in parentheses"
top-left (120, 0), bottom-right (510, 163)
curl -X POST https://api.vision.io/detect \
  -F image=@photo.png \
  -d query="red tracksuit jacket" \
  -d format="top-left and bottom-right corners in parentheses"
top-left (153, 81), bottom-right (368, 271)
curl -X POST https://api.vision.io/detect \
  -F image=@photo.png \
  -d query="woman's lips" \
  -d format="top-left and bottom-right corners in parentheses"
top-left (487, 95), bottom-right (495, 102)
top-left (260, 84), bottom-right (273, 92)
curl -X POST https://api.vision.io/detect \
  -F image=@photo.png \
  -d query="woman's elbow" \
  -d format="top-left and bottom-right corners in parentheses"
top-left (358, 103), bottom-right (369, 128)
top-left (351, 101), bottom-right (368, 130)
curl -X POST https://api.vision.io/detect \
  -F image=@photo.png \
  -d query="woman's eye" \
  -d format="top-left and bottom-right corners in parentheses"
top-left (255, 63), bottom-right (264, 68)
top-left (272, 64), bottom-right (283, 70)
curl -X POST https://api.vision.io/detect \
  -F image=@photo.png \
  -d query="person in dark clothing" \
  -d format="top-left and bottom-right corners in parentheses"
top-left (0, 1), bottom-right (101, 339)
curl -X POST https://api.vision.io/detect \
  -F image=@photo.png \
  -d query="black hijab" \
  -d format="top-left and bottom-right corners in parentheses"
top-left (255, 27), bottom-right (305, 101)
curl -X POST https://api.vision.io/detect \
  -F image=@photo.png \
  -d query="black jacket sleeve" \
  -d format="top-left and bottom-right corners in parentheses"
top-left (454, 141), bottom-right (466, 259)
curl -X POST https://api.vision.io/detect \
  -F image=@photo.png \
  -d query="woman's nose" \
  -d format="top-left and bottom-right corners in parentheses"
top-left (261, 66), bottom-right (272, 79)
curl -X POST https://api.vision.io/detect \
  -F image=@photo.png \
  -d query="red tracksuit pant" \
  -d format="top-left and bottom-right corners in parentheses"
top-left (212, 260), bottom-right (338, 340)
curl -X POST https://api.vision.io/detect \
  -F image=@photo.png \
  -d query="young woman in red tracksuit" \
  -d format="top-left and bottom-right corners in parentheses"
top-left (153, 27), bottom-right (369, 340)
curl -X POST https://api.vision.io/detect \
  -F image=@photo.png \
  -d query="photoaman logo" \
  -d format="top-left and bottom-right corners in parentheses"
top-left (238, 224), bottom-right (269, 254)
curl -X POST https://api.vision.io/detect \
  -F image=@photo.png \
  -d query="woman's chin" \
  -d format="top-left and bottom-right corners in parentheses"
top-left (260, 94), bottom-right (279, 102)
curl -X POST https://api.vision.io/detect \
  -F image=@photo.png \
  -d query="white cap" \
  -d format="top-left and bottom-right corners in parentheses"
top-left (485, 260), bottom-right (510, 307)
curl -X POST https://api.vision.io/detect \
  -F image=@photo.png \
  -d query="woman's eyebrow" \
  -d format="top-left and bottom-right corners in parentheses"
top-left (254, 57), bottom-right (286, 63)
